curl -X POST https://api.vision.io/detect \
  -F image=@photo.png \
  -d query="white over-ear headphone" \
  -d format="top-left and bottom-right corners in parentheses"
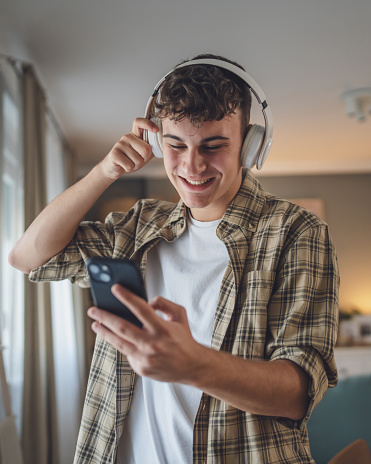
top-left (143, 58), bottom-right (273, 170)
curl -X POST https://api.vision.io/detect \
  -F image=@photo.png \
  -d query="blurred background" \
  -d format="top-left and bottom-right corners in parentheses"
top-left (0, 1), bottom-right (370, 463)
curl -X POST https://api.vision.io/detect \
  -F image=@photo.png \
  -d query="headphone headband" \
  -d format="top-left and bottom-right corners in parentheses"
top-left (144, 58), bottom-right (273, 170)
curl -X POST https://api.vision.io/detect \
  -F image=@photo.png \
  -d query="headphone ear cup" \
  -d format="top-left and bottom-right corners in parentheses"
top-left (240, 124), bottom-right (265, 169)
top-left (146, 117), bottom-right (163, 158)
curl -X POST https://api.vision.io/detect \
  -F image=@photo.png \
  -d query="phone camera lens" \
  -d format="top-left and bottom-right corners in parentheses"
top-left (89, 264), bottom-right (100, 274)
top-left (100, 272), bottom-right (111, 283)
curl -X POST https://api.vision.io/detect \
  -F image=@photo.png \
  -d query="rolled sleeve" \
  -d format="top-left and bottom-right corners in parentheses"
top-left (266, 221), bottom-right (339, 424)
top-left (270, 345), bottom-right (330, 426)
top-left (29, 213), bottom-right (118, 287)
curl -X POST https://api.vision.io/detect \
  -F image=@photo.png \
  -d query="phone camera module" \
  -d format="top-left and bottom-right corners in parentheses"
top-left (88, 261), bottom-right (112, 283)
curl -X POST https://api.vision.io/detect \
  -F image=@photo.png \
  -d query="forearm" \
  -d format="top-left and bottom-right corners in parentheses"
top-left (188, 346), bottom-right (310, 420)
top-left (8, 163), bottom-right (113, 273)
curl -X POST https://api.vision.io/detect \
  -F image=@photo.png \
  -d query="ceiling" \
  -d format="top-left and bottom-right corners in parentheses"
top-left (1, 0), bottom-right (371, 177)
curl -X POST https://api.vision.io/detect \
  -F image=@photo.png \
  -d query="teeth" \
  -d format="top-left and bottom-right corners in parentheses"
top-left (185, 178), bottom-right (210, 185)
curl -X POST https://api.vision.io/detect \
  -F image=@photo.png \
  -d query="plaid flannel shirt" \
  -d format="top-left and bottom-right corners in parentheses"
top-left (30, 169), bottom-right (339, 464)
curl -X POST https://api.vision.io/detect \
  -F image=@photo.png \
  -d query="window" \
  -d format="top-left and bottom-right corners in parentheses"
top-left (0, 60), bottom-right (24, 432)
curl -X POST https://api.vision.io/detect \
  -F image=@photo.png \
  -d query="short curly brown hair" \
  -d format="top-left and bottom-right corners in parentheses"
top-left (151, 53), bottom-right (252, 139)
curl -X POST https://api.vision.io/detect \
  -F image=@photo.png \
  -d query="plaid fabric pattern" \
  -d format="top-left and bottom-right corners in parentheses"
top-left (30, 169), bottom-right (339, 464)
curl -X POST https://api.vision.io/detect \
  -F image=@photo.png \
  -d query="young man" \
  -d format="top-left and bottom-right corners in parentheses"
top-left (9, 54), bottom-right (339, 463)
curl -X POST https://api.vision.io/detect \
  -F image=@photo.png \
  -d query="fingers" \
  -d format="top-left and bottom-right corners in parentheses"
top-left (111, 135), bottom-right (152, 171)
top-left (131, 117), bottom-right (159, 139)
top-left (111, 284), bottom-right (163, 332)
top-left (89, 315), bottom-right (138, 356)
top-left (100, 118), bottom-right (159, 181)
top-left (101, 136), bottom-right (149, 180)
top-left (87, 287), bottom-right (187, 341)
top-left (110, 286), bottom-right (188, 329)
top-left (88, 305), bottom-right (146, 347)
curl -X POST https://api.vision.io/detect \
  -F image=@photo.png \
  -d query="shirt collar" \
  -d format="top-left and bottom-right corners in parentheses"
top-left (218, 168), bottom-right (265, 235)
top-left (163, 199), bottom-right (187, 230)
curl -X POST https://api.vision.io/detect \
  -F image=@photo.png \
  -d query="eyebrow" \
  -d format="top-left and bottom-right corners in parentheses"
top-left (162, 134), bottom-right (230, 143)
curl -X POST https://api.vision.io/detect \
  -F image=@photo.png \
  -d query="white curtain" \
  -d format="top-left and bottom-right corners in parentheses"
top-left (0, 57), bottom-right (24, 437)
top-left (45, 114), bottom-right (84, 464)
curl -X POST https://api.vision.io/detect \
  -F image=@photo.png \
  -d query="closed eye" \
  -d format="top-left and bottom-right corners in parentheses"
top-left (165, 143), bottom-right (228, 152)
top-left (204, 145), bottom-right (224, 150)
top-left (202, 144), bottom-right (228, 152)
top-left (168, 144), bottom-right (187, 150)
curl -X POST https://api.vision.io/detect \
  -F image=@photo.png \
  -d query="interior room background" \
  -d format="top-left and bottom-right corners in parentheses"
top-left (0, 1), bottom-right (370, 464)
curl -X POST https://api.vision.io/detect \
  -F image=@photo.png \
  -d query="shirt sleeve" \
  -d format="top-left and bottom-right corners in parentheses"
top-left (29, 212), bottom-right (126, 288)
top-left (265, 221), bottom-right (340, 426)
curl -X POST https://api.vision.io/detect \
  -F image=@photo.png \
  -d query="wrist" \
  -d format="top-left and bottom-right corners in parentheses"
top-left (91, 162), bottom-right (119, 187)
top-left (183, 344), bottom-right (217, 389)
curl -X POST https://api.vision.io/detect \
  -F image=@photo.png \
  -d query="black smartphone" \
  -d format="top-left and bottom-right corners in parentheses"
top-left (86, 257), bottom-right (146, 328)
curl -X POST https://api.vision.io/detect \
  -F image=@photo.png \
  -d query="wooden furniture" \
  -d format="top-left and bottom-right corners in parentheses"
top-left (328, 439), bottom-right (371, 464)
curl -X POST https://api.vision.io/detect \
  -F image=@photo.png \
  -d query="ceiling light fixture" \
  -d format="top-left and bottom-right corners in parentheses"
top-left (341, 87), bottom-right (371, 122)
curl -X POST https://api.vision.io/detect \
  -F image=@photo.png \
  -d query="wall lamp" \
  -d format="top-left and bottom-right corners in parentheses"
top-left (341, 87), bottom-right (371, 122)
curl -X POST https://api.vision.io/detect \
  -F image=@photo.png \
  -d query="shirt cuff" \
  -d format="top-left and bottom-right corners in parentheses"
top-left (269, 345), bottom-right (337, 427)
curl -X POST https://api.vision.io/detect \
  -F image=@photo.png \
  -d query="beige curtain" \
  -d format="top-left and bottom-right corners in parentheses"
top-left (71, 285), bottom-right (93, 409)
top-left (21, 64), bottom-right (59, 464)
top-left (64, 140), bottom-right (92, 414)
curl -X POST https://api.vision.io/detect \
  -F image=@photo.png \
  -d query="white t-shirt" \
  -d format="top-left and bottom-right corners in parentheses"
top-left (117, 215), bottom-right (229, 463)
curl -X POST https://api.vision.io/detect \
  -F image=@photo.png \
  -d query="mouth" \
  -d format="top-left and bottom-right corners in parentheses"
top-left (182, 177), bottom-right (213, 186)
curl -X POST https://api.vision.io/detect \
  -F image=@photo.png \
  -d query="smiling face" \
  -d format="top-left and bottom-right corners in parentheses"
top-left (161, 112), bottom-right (244, 221)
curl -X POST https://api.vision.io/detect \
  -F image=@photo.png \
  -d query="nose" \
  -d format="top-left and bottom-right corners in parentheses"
top-left (182, 148), bottom-right (207, 176)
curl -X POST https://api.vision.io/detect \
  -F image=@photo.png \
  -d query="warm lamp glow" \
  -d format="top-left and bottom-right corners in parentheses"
top-left (340, 293), bottom-right (371, 314)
